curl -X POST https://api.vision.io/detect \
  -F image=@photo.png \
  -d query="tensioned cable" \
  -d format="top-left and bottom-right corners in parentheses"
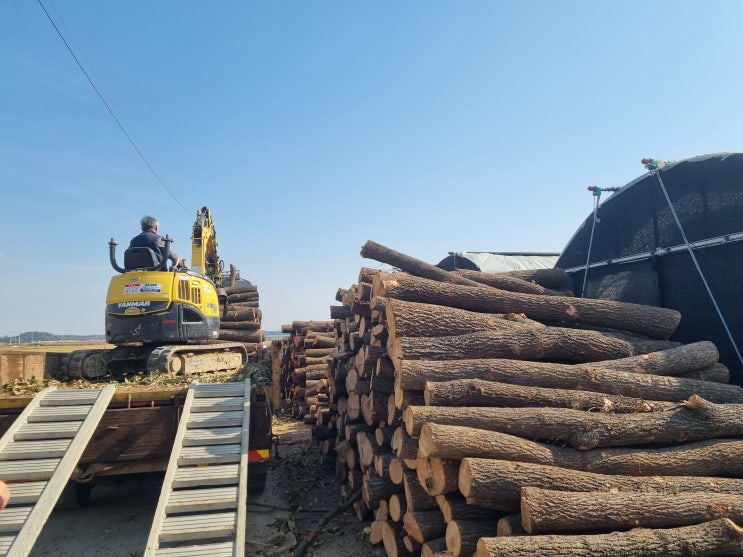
top-left (643, 158), bottom-right (743, 367)
top-left (580, 185), bottom-right (620, 298)
top-left (36, 0), bottom-right (190, 214)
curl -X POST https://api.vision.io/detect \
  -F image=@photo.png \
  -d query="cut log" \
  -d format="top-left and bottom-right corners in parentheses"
top-left (452, 268), bottom-right (568, 296)
top-left (419, 423), bottom-right (743, 477)
top-left (363, 468), bottom-right (404, 509)
top-left (217, 329), bottom-right (264, 342)
top-left (421, 537), bottom-right (448, 557)
top-left (397, 353), bottom-right (743, 403)
top-left (496, 514), bottom-right (525, 536)
top-left (446, 519), bottom-right (497, 557)
top-left (521, 486), bottom-right (743, 534)
top-left (405, 396), bottom-right (743, 449)
top-left (374, 452), bottom-right (394, 478)
top-left (404, 469), bottom-right (438, 511)
top-left (389, 458), bottom-right (405, 485)
top-left (475, 518), bottom-right (743, 557)
top-left (357, 432), bottom-right (382, 468)
top-left (218, 320), bottom-right (261, 330)
top-left (459, 458), bottom-right (743, 513)
top-left (390, 327), bottom-right (642, 365)
top-left (382, 520), bottom-right (414, 557)
top-left (403, 509), bottom-right (447, 544)
top-left (424, 379), bottom-right (679, 413)
top-left (389, 493), bottom-right (407, 522)
top-left (457, 267), bottom-right (574, 292)
top-left (361, 240), bottom-right (485, 287)
top-left (373, 271), bottom-right (681, 339)
top-left (386, 298), bottom-right (541, 338)
top-left (436, 493), bottom-right (501, 523)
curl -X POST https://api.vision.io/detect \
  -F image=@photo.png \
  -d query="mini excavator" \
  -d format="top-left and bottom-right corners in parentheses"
top-left (62, 206), bottom-right (248, 378)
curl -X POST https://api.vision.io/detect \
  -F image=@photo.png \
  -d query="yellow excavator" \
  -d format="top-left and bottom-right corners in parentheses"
top-left (62, 206), bottom-right (248, 378)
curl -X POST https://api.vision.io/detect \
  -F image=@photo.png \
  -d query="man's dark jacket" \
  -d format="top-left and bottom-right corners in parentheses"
top-left (129, 230), bottom-right (180, 264)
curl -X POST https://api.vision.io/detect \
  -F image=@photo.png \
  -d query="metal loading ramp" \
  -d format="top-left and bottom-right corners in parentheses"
top-left (145, 380), bottom-right (251, 557)
top-left (0, 385), bottom-right (116, 557)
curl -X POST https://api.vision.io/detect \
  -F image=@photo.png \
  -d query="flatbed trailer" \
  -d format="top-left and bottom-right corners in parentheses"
top-left (0, 383), bottom-right (273, 507)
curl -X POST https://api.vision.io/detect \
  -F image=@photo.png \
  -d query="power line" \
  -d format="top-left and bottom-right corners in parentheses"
top-left (37, 0), bottom-right (190, 213)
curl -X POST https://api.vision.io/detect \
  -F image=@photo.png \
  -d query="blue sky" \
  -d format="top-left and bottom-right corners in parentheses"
top-left (1, 1), bottom-right (742, 335)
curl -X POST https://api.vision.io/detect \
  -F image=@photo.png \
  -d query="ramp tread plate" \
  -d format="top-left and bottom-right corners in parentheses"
top-left (26, 406), bottom-right (91, 421)
top-left (186, 412), bottom-right (242, 428)
top-left (0, 459), bottom-right (57, 481)
top-left (4, 482), bottom-right (45, 505)
top-left (0, 508), bottom-right (30, 533)
top-left (192, 384), bottom-right (244, 397)
top-left (172, 464), bottom-right (239, 488)
top-left (0, 439), bottom-right (71, 460)
top-left (182, 428), bottom-right (241, 446)
top-left (154, 540), bottom-right (235, 556)
top-left (191, 398), bottom-right (243, 412)
top-left (166, 486), bottom-right (238, 512)
top-left (159, 512), bottom-right (236, 543)
top-left (14, 422), bottom-right (80, 440)
top-left (40, 390), bottom-right (103, 405)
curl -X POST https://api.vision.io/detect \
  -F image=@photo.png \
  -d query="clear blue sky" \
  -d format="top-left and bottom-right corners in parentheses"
top-left (2, 1), bottom-right (742, 335)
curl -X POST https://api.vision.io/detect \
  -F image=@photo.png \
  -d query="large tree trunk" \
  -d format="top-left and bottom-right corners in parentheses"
top-left (390, 327), bottom-right (643, 366)
top-left (459, 458), bottom-right (743, 512)
top-left (399, 341), bottom-right (719, 385)
top-left (419, 423), bottom-right (743, 477)
top-left (397, 353), bottom-right (740, 404)
top-left (404, 396), bottom-right (743, 449)
top-left (361, 240), bottom-right (485, 287)
top-left (475, 518), bottom-right (743, 557)
top-left (373, 271), bottom-right (681, 339)
top-left (520, 486), bottom-right (743, 534)
top-left (423, 379), bottom-right (679, 413)
top-left (452, 268), bottom-right (570, 296)
top-left (386, 298), bottom-right (542, 338)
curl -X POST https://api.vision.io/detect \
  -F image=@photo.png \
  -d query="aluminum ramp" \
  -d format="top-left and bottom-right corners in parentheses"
top-left (145, 380), bottom-right (251, 557)
top-left (0, 385), bottom-right (116, 557)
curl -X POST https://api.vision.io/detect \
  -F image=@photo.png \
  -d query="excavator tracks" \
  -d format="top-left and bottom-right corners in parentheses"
top-left (61, 342), bottom-right (248, 379)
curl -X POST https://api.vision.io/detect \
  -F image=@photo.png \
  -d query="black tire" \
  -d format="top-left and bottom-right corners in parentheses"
top-left (55, 481), bottom-right (93, 510)
top-left (248, 461), bottom-right (268, 495)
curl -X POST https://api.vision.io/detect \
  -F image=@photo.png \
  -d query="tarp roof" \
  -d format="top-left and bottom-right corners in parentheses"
top-left (437, 251), bottom-right (560, 273)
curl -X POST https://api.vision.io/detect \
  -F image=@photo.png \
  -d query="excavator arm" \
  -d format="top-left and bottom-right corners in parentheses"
top-left (190, 206), bottom-right (223, 285)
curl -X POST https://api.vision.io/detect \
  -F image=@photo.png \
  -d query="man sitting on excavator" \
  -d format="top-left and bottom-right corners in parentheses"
top-left (130, 215), bottom-right (187, 268)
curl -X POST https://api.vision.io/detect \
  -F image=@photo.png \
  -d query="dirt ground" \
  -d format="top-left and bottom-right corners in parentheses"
top-left (28, 417), bottom-right (382, 557)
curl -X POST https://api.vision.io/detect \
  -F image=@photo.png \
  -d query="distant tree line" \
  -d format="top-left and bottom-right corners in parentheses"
top-left (0, 332), bottom-right (105, 344)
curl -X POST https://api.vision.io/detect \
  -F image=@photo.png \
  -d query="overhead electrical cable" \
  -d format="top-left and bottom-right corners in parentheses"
top-left (37, 0), bottom-right (190, 213)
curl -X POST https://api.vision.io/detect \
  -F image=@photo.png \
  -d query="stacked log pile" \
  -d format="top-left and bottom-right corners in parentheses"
top-left (217, 282), bottom-right (265, 354)
top-left (323, 240), bottom-right (743, 557)
top-left (279, 320), bottom-right (336, 426)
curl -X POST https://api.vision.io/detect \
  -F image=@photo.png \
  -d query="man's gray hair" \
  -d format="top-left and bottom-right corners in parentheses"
top-left (140, 215), bottom-right (158, 232)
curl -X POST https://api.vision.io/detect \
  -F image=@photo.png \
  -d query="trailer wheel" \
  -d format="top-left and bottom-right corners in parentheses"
top-left (248, 462), bottom-right (268, 495)
top-left (55, 481), bottom-right (92, 510)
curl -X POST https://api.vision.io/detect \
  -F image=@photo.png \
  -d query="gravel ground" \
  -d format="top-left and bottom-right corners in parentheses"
top-left (27, 420), bottom-right (382, 557)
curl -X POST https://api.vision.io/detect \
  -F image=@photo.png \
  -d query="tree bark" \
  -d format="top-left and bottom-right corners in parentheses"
top-left (382, 520), bottom-right (414, 557)
top-left (452, 268), bottom-right (569, 296)
top-left (362, 467), bottom-right (403, 509)
top-left (435, 493), bottom-right (501, 523)
top-left (459, 458), bottom-right (743, 512)
top-left (475, 518), bottom-right (743, 557)
top-left (404, 469), bottom-right (438, 511)
top-left (424, 379), bottom-right (679, 413)
top-left (421, 537), bottom-right (448, 557)
top-left (373, 271), bottom-right (680, 339)
top-left (419, 423), bottom-right (743, 477)
top-left (417, 457), bottom-right (460, 496)
top-left (497, 514), bottom-right (526, 536)
top-left (390, 327), bottom-right (641, 366)
top-left (386, 298), bottom-right (540, 339)
top-left (217, 329), bottom-right (264, 342)
top-left (406, 397), bottom-right (743, 449)
top-left (361, 240), bottom-right (485, 287)
top-left (521, 486), bottom-right (743, 534)
top-left (397, 352), bottom-right (742, 403)
top-left (402, 509), bottom-right (447, 544)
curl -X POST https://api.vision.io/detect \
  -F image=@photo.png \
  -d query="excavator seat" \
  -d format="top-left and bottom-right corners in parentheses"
top-left (124, 247), bottom-right (161, 270)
